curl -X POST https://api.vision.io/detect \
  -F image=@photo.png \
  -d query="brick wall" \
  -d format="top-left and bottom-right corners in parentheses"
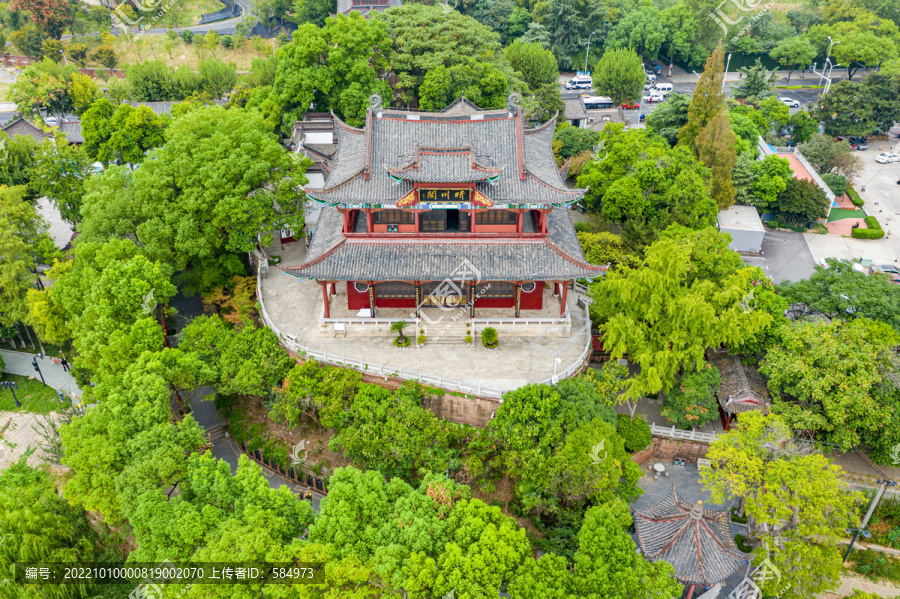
top-left (632, 436), bottom-right (711, 466)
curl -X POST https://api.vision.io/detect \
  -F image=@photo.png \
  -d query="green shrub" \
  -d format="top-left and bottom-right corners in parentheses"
top-left (821, 173), bottom-right (848, 197)
top-left (852, 228), bottom-right (885, 239)
top-left (481, 326), bottom-right (498, 348)
top-left (660, 363), bottom-right (722, 429)
top-left (847, 186), bottom-right (864, 207)
top-left (616, 414), bottom-right (651, 452)
top-left (219, 35), bottom-right (233, 48)
top-left (866, 215), bottom-right (882, 230)
top-left (394, 337), bottom-right (411, 347)
top-left (180, 30), bottom-right (194, 43)
top-left (417, 335), bottom-right (426, 345)
top-left (730, 508), bottom-right (748, 524)
top-left (574, 221), bottom-right (592, 233)
top-left (734, 534), bottom-right (753, 552)
top-left (465, 335), bottom-right (473, 344)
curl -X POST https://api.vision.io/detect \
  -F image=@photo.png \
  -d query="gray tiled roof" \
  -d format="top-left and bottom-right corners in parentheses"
top-left (305, 107), bottom-right (584, 207)
top-left (59, 121), bottom-right (84, 143)
top-left (1, 118), bottom-right (52, 143)
top-left (633, 491), bottom-right (748, 586)
top-left (283, 205), bottom-right (606, 281)
top-left (707, 349), bottom-right (771, 415)
top-left (440, 97), bottom-right (485, 115)
top-left (564, 97), bottom-right (588, 121)
top-left (386, 148), bottom-right (502, 183)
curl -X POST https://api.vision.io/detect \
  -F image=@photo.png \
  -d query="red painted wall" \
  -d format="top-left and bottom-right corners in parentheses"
top-left (373, 224), bottom-right (417, 233)
top-left (475, 225), bottom-right (518, 233)
top-left (376, 297), bottom-right (416, 308)
top-left (519, 282), bottom-right (544, 310)
top-left (347, 282), bottom-right (369, 310)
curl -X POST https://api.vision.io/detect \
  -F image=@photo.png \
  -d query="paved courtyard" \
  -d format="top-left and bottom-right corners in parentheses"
top-left (260, 241), bottom-right (592, 394)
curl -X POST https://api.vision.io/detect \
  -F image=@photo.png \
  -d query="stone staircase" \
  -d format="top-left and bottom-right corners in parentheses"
top-left (419, 319), bottom-right (474, 345)
top-left (206, 422), bottom-right (227, 442)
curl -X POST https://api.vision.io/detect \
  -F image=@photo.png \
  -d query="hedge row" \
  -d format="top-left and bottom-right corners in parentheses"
top-left (866, 215), bottom-right (882, 230)
top-left (847, 187), bottom-right (864, 207)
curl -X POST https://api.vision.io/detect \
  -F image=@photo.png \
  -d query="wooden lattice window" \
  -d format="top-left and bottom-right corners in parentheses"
top-left (474, 282), bottom-right (516, 298)
top-left (475, 210), bottom-right (517, 225)
top-left (376, 282), bottom-right (416, 298)
top-left (373, 209), bottom-right (414, 224)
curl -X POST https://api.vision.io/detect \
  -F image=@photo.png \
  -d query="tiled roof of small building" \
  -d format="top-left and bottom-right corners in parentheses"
top-left (633, 491), bottom-right (748, 586)
top-left (1, 117), bottom-right (52, 143)
top-left (440, 97), bottom-right (486, 115)
top-left (59, 121), bottom-right (84, 143)
top-left (707, 349), bottom-right (771, 415)
top-left (563, 97), bottom-right (588, 121)
top-left (283, 205), bottom-right (607, 281)
top-left (303, 100), bottom-right (585, 207)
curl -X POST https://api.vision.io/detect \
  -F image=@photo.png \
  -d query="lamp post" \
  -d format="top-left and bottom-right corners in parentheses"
top-left (32, 354), bottom-right (47, 386)
top-left (584, 31), bottom-right (599, 74)
top-left (1, 381), bottom-right (20, 408)
top-left (722, 53), bottom-right (732, 91)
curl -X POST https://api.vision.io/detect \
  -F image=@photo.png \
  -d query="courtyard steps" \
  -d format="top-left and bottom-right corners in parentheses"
top-left (418, 320), bottom-right (474, 345)
top-left (206, 422), bottom-right (227, 441)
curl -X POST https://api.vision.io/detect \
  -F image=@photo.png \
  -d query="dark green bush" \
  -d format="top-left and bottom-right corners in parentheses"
top-left (821, 173), bottom-right (848, 197)
top-left (847, 186), bottom-right (864, 207)
top-left (866, 215), bottom-right (882, 230)
top-left (660, 364), bottom-right (722, 429)
top-left (574, 221), bottom-right (592, 233)
top-left (616, 414), bottom-right (651, 452)
top-left (734, 534), bottom-right (753, 552)
top-left (852, 228), bottom-right (885, 239)
top-left (180, 30), bottom-right (194, 43)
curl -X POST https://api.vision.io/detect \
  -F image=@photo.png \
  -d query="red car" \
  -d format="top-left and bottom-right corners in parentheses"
top-left (621, 102), bottom-right (640, 110)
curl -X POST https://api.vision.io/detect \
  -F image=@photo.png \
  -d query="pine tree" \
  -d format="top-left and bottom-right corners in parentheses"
top-left (695, 107), bottom-right (737, 209)
top-left (678, 44), bottom-right (725, 150)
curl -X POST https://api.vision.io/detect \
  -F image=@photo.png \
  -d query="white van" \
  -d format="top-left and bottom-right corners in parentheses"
top-left (654, 83), bottom-right (673, 95)
top-left (565, 75), bottom-right (593, 90)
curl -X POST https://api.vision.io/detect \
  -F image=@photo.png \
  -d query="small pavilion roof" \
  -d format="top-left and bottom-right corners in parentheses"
top-left (633, 491), bottom-right (748, 586)
top-left (707, 349), bottom-right (771, 415)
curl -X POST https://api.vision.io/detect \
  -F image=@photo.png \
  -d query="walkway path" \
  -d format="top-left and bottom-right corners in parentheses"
top-left (1, 349), bottom-right (83, 398)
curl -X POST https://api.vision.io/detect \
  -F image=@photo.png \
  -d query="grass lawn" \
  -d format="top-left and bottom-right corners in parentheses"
top-left (810, 222), bottom-right (828, 235)
top-left (827, 208), bottom-right (865, 222)
top-left (61, 34), bottom-right (274, 72)
top-left (0, 373), bottom-right (62, 414)
top-left (0, 83), bottom-right (11, 101)
top-left (179, 0), bottom-right (227, 25)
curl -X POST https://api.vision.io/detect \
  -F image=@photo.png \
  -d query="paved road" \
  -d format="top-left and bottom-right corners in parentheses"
top-left (0, 349), bottom-right (83, 398)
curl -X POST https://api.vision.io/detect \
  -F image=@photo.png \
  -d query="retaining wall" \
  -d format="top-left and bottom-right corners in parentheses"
top-left (632, 436), bottom-right (711, 466)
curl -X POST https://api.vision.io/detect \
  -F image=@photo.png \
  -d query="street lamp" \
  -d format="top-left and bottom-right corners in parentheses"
top-left (31, 354), bottom-right (47, 386)
top-left (826, 36), bottom-right (840, 62)
top-left (723, 53), bottom-right (732, 91)
top-left (584, 31), bottom-right (599, 74)
top-left (1, 381), bottom-right (20, 408)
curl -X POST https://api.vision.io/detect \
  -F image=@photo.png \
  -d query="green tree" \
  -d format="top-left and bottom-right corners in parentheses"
top-left (216, 325), bottom-right (294, 398)
top-left (108, 104), bottom-right (167, 164)
top-left (128, 105), bottom-right (307, 291)
top-left (272, 13), bottom-right (391, 131)
top-left (660, 363), bottom-right (721, 428)
top-left (32, 135), bottom-right (92, 224)
top-left (695, 107), bottom-right (737, 209)
top-left (678, 44), bottom-right (725, 150)
top-left (605, 5), bottom-right (666, 60)
top-left (832, 29), bottom-right (898, 80)
top-left (769, 37), bottom-right (817, 84)
top-left (91, 46), bottom-right (119, 77)
top-left (732, 58), bottom-right (776, 102)
top-left (69, 71), bottom-right (100, 116)
top-left (645, 92), bottom-right (690, 147)
top-left (593, 48), bottom-right (645, 106)
top-left (701, 412), bottom-right (861, 599)
top-left (733, 153), bottom-right (792, 210)
top-left (67, 41), bottom-right (89, 68)
top-left (772, 177), bottom-right (828, 225)
top-left (505, 39), bottom-right (558, 92)
top-left (8, 58), bottom-right (75, 122)
top-left (525, 82), bottom-right (565, 124)
top-left (762, 318), bottom-right (900, 452)
top-left (787, 110), bottom-right (818, 144)
top-left (591, 235), bottom-right (770, 399)
top-left (419, 60), bottom-right (509, 111)
top-left (812, 79), bottom-right (889, 137)
top-left (10, 24), bottom-right (47, 59)
top-left (293, 0), bottom-right (335, 26)
top-left (198, 57), bottom-right (238, 99)
top-left (778, 259), bottom-right (900, 331)
top-left (81, 97), bottom-right (116, 164)
top-left (11, 0), bottom-right (74, 38)
top-left (798, 134), bottom-right (861, 178)
top-left (376, 4), bottom-right (519, 106)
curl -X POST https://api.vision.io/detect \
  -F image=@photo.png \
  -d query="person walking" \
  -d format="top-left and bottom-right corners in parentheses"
top-left (61, 357), bottom-right (69, 372)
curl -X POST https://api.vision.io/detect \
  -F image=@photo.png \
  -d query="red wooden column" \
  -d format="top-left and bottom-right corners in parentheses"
top-left (321, 282), bottom-right (330, 318)
top-left (366, 210), bottom-right (374, 233)
top-left (330, 282), bottom-right (336, 294)
top-left (560, 281), bottom-right (568, 317)
top-left (368, 282), bottom-right (376, 317)
top-left (414, 209), bottom-right (420, 233)
top-left (514, 283), bottom-right (521, 318)
top-left (516, 210), bottom-right (523, 234)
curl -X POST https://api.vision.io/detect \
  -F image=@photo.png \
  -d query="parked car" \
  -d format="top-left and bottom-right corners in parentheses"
top-left (642, 92), bottom-right (665, 103)
top-left (871, 264), bottom-right (900, 276)
top-left (643, 82), bottom-right (654, 91)
top-left (876, 152), bottom-right (900, 163)
top-left (654, 83), bottom-right (673, 96)
top-left (621, 102), bottom-right (640, 110)
top-left (645, 72), bottom-right (657, 83)
top-left (849, 136), bottom-right (868, 150)
top-left (779, 97), bottom-right (800, 108)
top-left (44, 116), bottom-right (58, 126)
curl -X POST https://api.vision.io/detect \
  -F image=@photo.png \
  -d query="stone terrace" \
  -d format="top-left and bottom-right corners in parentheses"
top-left (259, 241), bottom-right (591, 395)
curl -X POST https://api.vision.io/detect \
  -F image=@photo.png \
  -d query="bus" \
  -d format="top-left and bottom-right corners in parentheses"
top-left (582, 96), bottom-right (615, 110)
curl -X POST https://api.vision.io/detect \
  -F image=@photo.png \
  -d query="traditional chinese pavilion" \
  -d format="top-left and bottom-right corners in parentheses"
top-left (633, 491), bottom-right (748, 598)
top-left (284, 95), bottom-right (606, 321)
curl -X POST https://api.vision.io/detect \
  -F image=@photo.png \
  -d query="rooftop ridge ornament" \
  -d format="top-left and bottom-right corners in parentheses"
top-left (369, 94), bottom-right (383, 109)
top-left (506, 93), bottom-right (522, 110)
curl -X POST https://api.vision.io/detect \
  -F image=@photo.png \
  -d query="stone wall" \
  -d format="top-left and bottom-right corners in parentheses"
top-left (632, 436), bottom-right (711, 465)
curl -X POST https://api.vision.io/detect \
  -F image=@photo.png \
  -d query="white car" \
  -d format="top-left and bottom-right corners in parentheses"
top-left (642, 92), bottom-right (664, 103)
top-left (875, 152), bottom-right (900, 164)
top-left (44, 116), bottom-right (58, 126)
top-left (779, 97), bottom-right (800, 108)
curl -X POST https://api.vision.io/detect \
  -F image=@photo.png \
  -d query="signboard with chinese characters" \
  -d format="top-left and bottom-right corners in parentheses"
top-left (419, 188), bottom-right (472, 203)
